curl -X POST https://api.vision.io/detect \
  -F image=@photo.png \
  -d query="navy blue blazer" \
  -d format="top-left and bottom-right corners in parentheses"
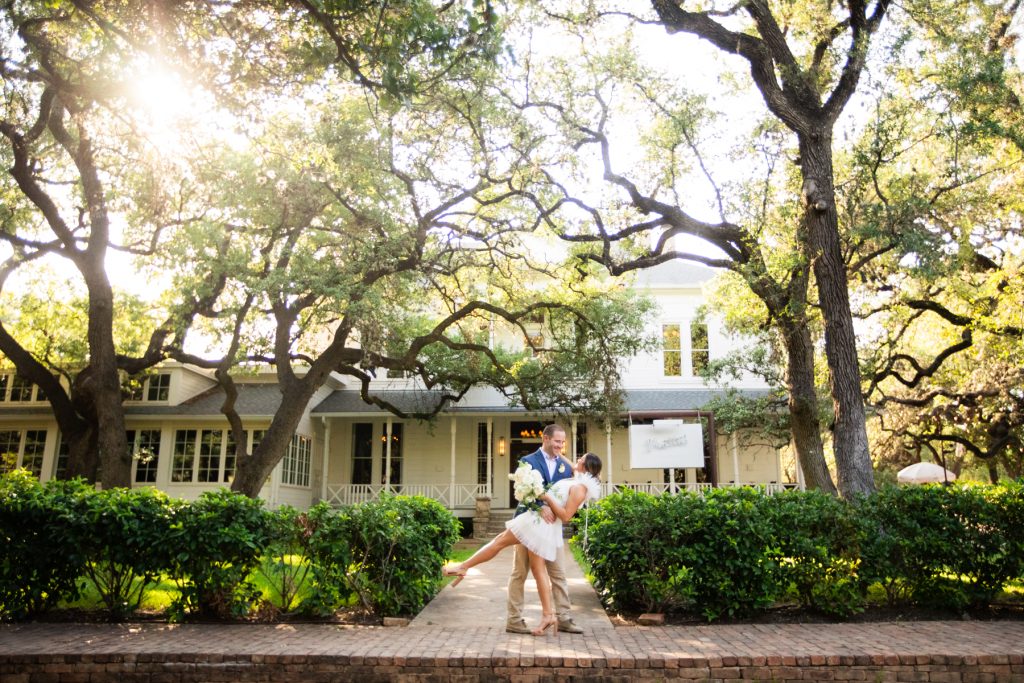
top-left (513, 448), bottom-right (573, 517)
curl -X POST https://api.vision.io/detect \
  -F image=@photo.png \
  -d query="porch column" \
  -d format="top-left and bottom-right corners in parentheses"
top-left (486, 417), bottom-right (493, 498)
top-left (450, 417), bottom-right (457, 503)
top-left (730, 431), bottom-right (741, 485)
top-left (570, 416), bottom-right (578, 459)
top-left (605, 422), bottom-right (613, 489)
top-left (320, 417), bottom-right (331, 503)
top-left (385, 417), bottom-right (393, 493)
top-left (775, 445), bottom-right (783, 485)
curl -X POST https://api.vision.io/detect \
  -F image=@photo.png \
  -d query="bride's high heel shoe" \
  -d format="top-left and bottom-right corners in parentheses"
top-left (532, 612), bottom-right (557, 636)
top-left (442, 565), bottom-right (466, 586)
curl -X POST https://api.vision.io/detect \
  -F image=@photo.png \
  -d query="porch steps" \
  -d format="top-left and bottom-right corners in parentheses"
top-left (479, 509), bottom-right (576, 540)
top-left (483, 509), bottom-right (515, 537)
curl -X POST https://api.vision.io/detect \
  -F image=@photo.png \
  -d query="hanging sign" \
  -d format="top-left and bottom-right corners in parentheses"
top-left (628, 419), bottom-right (704, 468)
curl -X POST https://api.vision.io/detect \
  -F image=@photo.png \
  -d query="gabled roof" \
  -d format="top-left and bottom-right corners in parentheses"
top-left (633, 261), bottom-right (719, 288)
top-left (622, 389), bottom-right (770, 412)
top-left (126, 384), bottom-right (284, 417)
top-left (311, 387), bottom-right (772, 415)
top-left (0, 385), bottom-right (774, 421)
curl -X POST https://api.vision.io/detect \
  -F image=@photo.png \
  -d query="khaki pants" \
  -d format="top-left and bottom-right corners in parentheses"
top-left (506, 542), bottom-right (571, 624)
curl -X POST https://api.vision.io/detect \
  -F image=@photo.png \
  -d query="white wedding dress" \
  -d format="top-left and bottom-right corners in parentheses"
top-left (505, 473), bottom-right (601, 561)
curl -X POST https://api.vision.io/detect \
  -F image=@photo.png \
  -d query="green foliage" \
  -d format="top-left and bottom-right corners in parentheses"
top-left (305, 495), bottom-right (460, 616)
top-left (254, 506), bottom-right (316, 614)
top-left (165, 489), bottom-right (271, 620)
top-left (859, 483), bottom-right (1024, 610)
top-left (0, 472), bottom-right (91, 620)
top-left (766, 490), bottom-right (864, 617)
top-left (75, 487), bottom-right (181, 619)
top-left (579, 488), bottom-right (783, 619)
top-left (302, 502), bottom-right (357, 615)
top-left (0, 475), bottom-right (464, 621)
top-left (582, 483), bottom-right (1024, 621)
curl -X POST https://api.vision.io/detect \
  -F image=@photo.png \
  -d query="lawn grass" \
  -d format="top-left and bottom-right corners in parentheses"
top-left (62, 543), bottom-right (488, 613)
top-left (61, 574), bottom-right (178, 612)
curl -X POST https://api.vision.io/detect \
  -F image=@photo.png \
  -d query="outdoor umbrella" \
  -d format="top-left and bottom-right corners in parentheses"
top-left (897, 461), bottom-right (957, 484)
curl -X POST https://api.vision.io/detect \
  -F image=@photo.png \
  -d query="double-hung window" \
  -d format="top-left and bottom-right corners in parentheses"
top-left (282, 434), bottom-right (312, 487)
top-left (171, 428), bottom-right (240, 483)
top-left (0, 429), bottom-right (47, 477)
top-left (662, 322), bottom-right (710, 377)
top-left (127, 429), bottom-right (162, 483)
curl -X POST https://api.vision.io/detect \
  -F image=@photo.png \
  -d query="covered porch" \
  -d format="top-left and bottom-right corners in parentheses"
top-left (312, 388), bottom-right (796, 513)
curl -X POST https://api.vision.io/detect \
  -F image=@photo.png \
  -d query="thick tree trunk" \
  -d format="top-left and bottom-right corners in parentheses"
top-left (64, 427), bottom-right (99, 481)
top-left (780, 320), bottom-right (838, 493)
top-left (230, 375), bottom-right (323, 498)
top-left (85, 275), bottom-right (131, 488)
top-left (987, 460), bottom-right (1000, 484)
top-left (799, 132), bottom-right (874, 497)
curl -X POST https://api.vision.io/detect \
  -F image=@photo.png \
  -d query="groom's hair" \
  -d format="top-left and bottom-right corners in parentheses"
top-left (542, 423), bottom-right (565, 439)
top-left (581, 452), bottom-right (602, 478)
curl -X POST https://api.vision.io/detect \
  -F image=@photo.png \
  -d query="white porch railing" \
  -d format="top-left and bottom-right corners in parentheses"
top-left (325, 481), bottom-right (800, 508)
top-left (603, 481), bottom-right (798, 497)
top-left (325, 483), bottom-right (489, 509)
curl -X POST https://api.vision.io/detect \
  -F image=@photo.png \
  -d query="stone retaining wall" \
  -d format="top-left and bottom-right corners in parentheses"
top-left (3, 652), bottom-right (1023, 682)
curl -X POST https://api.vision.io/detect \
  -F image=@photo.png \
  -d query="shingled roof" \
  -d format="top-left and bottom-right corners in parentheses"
top-left (125, 383), bottom-right (285, 417)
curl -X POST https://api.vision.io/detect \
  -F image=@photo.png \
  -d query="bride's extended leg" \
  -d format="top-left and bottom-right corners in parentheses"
top-left (444, 530), bottom-right (520, 584)
top-left (528, 551), bottom-right (557, 635)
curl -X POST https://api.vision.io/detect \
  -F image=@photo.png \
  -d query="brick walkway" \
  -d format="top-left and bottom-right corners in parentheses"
top-left (3, 620), bottom-right (1024, 681)
top-left (2, 546), bottom-right (1024, 681)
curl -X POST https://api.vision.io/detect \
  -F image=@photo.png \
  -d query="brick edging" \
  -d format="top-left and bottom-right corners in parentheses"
top-left (3, 652), bottom-right (1024, 682)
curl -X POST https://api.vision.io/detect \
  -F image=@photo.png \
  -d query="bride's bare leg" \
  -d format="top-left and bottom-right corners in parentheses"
top-left (528, 551), bottom-right (557, 635)
top-left (451, 529), bottom-right (519, 573)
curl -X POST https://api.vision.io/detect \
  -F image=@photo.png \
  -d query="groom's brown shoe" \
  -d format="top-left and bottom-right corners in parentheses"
top-left (557, 618), bottom-right (583, 634)
top-left (505, 619), bottom-right (532, 634)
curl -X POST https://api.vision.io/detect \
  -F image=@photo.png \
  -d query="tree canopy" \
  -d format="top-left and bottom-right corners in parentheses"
top-left (0, 0), bottom-right (1021, 494)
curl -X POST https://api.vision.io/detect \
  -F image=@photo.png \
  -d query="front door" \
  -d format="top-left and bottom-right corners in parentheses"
top-left (508, 421), bottom-right (544, 504)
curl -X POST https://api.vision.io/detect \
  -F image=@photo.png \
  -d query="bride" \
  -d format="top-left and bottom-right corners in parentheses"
top-left (443, 453), bottom-right (602, 635)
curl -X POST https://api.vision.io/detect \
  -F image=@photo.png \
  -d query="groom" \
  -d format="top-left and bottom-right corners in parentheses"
top-left (505, 423), bottom-right (584, 634)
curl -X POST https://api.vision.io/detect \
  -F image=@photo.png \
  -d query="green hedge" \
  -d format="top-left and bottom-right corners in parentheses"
top-left (0, 471), bottom-right (91, 619)
top-left (578, 482), bottom-right (1024, 621)
top-left (0, 473), bottom-right (459, 621)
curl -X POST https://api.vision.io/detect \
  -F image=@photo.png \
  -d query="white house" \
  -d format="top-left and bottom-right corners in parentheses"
top-left (0, 263), bottom-right (794, 520)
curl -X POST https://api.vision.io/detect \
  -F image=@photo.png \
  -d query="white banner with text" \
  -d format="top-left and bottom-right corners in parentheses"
top-left (628, 420), bottom-right (704, 469)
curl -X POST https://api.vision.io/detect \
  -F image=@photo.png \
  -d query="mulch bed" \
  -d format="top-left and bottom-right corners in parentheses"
top-left (608, 602), bottom-right (1024, 626)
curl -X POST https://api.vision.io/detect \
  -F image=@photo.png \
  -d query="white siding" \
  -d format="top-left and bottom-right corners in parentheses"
top-left (170, 368), bottom-right (216, 405)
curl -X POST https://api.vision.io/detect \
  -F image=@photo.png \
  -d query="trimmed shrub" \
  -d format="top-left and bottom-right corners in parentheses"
top-left (583, 483), bottom-right (1024, 621)
top-left (576, 489), bottom-right (688, 613)
top-left (303, 502), bottom-right (356, 615)
top-left (580, 487), bottom-right (784, 620)
top-left (305, 495), bottom-right (460, 617)
top-left (766, 490), bottom-right (864, 617)
top-left (76, 486), bottom-right (180, 618)
top-left (254, 505), bottom-right (316, 615)
top-left (0, 472), bottom-right (91, 620)
top-left (165, 489), bottom-right (272, 620)
top-left (857, 483), bottom-right (1024, 610)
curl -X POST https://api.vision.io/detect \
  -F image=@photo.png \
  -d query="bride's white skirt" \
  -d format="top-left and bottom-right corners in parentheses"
top-left (506, 512), bottom-right (563, 561)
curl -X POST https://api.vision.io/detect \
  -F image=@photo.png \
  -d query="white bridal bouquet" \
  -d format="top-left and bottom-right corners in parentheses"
top-left (509, 463), bottom-right (547, 510)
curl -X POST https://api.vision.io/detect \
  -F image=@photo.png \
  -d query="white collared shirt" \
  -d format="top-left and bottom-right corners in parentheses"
top-left (541, 448), bottom-right (559, 479)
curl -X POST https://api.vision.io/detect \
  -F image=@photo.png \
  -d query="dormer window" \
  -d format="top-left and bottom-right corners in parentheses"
top-left (147, 373), bottom-right (171, 401)
top-left (124, 373), bottom-right (171, 402)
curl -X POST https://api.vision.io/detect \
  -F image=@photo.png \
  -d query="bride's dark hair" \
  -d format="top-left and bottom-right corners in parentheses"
top-left (581, 452), bottom-right (602, 479)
